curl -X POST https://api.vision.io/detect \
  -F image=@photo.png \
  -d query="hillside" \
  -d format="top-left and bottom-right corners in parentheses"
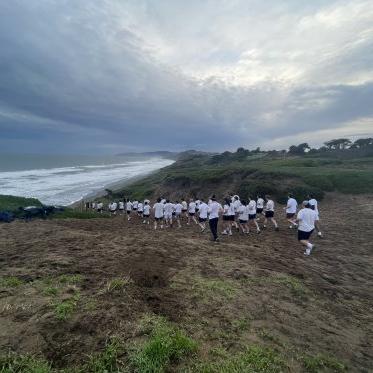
top-left (108, 150), bottom-right (373, 203)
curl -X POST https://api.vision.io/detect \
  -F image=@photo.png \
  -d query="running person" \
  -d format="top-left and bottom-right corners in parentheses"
top-left (208, 195), bottom-right (222, 242)
top-left (181, 199), bottom-right (188, 219)
top-left (198, 198), bottom-right (208, 232)
top-left (222, 198), bottom-right (235, 236)
top-left (153, 198), bottom-right (164, 230)
top-left (174, 200), bottom-right (183, 228)
top-left (187, 199), bottom-right (198, 225)
top-left (263, 195), bottom-right (279, 231)
top-left (137, 201), bottom-right (144, 216)
top-left (118, 201), bottom-right (124, 215)
top-left (132, 200), bottom-right (138, 212)
top-left (256, 195), bottom-right (265, 221)
top-left (237, 200), bottom-right (249, 234)
top-left (247, 197), bottom-right (261, 233)
top-left (308, 194), bottom-right (323, 237)
top-left (164, 200), bottom-right (174, 227)
top-left (142, 201), bottom-right (151, 224)
top-left (285, 193), bottom-right (298, 228)
top-left (125, 199), bottom-right (133, 221)
top-left (110, 201), bottom-right (117, 215)
top-left (296, 200), bottom-right (319, 255)
top-left (232, 195), bottom-right (241, 231)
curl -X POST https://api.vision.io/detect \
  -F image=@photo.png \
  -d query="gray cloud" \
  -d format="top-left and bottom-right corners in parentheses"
top-left (0, 0), bottom-right (372, 154)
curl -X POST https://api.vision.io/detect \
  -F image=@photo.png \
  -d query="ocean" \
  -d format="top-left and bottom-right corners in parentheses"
top-left (0, 154), bottom-right (174, 206)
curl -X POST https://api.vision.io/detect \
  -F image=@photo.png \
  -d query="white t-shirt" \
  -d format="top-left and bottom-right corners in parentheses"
top-left (161, 198), bottom-right (166, 204)
top-left (257, 198), bottom-right (264, 209)
top-left (238, 205), bottom-right (249, 221)
top-left (297, 208), bottom-right (318, 232)
top-left (175, 203), bottom-right (183, 214)
top-left (208, 201), bottom-right (222, 219)
top-left (181, 201), bottom-right (187, 210)
top-left (188, 202), bottom-right (196, 213)
top-left (137, 202), bottom-right (143, 212)
top-left (228, 203), bottom-right (236, 216)
top-left (308, 198), bottom-right (319, 214)
top-left (143, 205), bottom-right (150, 215)
top-left (266, 200), bottom-right (274, 212)
top-left (286, 198), bottom-right (298, 214)
top-left (198, 202), bottom-right (208, 219)
top-left (132, 201), bottom-right (138, 209)
top-left (153, 202), bottom-right (164, 218)
top-left (126, 201), bottom-right (133, 211)
top-left (164, 202), bottom-right (174, 215)
top-left (247, 200), bottom-right (256, 215)
top-left (233, 199), bottom-right (241, 212)
top-left (119, 202), bottom-right (124, 209)
top-left (92, 202), bottom-right (96, 209)
top-left (195, 200), bottom-right (201, 208)
top-left (110, 202), bottom-right (117, 211)
top-left (223, 204), bottom-right (230, 216)
top-left (97, 202), bottom-right (103, 209)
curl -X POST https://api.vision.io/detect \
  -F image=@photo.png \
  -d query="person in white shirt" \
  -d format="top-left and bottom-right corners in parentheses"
top-left (208, 195), bottom-right (223, 242)
top-left (285, 193), bottom-right (298, 229)
top-left (308, 194), bottom-right (322, 237)
top-left (237, 200), bottom-right (249, 234)
top-left (118, 201), bottom-right (124, 214)
top-left (97, 202), bottom-right (103, 213)
top-left (125, 199), bottom-right (133, 221)
top-left (164, 200), bottom-right (174, 227)
top-left (263, 195), bottom-right (279, 231)
top-left (247, 197), bottom-right (261, 234)
top-left (132, 200), bottom-right (138, 211)
top-left (195, 199), bottom-right (201, 212)
top-left (232, 195), bottom-right (241, 231)
top-left (296, 201), bottom-right (319, 255)
top-left (181, 199), bottom-right (188, 219)
top-left (142, 201), bottom-right (151, 224)
top-left (256, 195), bottom-right (265, 222)
top-left (187, 199), bottom-right (198, 225)
top-left (222, 198), bottom-right (235, 236)
top-left (92, 202), bottom-right (96, 210)
top-left (153, 198), bottom-right (165, 230)
top-left (137, 202), bottom-right (144, 216)
top-left (174, 201), bottom-right (183, 228)
top-left (110, 201), bottom-right (117, 215)
top-left (198, 199), bottom-right (209, 232)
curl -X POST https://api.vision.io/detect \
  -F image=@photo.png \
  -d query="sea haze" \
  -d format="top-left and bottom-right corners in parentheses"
top-left (0, 154), bottom-right (174, 206)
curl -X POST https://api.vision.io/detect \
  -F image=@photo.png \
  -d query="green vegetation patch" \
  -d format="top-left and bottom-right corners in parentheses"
top-left (0, 353), bottom-right (52, 373)
top-left (0, 277), bottom-right (24, 288)
top-left (192, 345), bottom-right (286, 373)
top-left (54, 293), bottom-right (80, 320)
top-left (131, 314), bottom-right (197, 373)
top-left (57, 274), bottom-right (83, 285)
top-left (0, 195), bottom-right (42, 213)
top-left (103, 277), bottom-right (132, 293)
top-left (303, 353), bottom-right (347, 372)
top-left (190, 276), bottom-right (237, 302)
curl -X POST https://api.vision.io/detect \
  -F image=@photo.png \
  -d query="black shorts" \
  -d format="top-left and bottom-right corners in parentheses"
top-left (298, 229), bottom-right (314, 241)
top-left (249, 214), bottom-right (256, 220)
top-left (126, 210), bottom-right (131, 215)
top-left (138, 211), bottom-right (143, 214)
top-left (286, 213), bottom-right (295, 218)
top-left (182, 209), bottom-right (187, 212)
top-left (155, 217), bottom-right (163, 221)
top-left (143, 214), bottom-right (150, 217)
top-left (239, 219), bottom-right (248, 224)
top-left (265, 211), bottom-right (274, 218)
top-left (223, 215), bottom-right (234, 221)
top-left (133, 208), bottom-right (137, 211)
top-left (189, 212), bottom-right (195, 216)
top-left (199, 217), bottom-right (207, 222)
top-left (256, 208), bottom-right (263, 214)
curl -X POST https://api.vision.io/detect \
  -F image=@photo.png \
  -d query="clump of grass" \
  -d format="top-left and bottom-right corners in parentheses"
top-left (192, 345), bottom-right (286, 373)
top-left (54, 293), bottom-right (80, 320)
top-left (43, 286), bottom-right (58, 297)
top-left (0, 276), bottom-right (24, 288)
top-left (58, 274), bottom-right (83, 285)
top-left (84, 338), bottom-right (124, 372)
top-left (272, 275), bottom-right (307, 297)
top-left (0, 353), bottom-right (51, 373)
top-left (131, 314), bottom-right (197, 372)
top-left (303, 353), bottom-right (347, 372)
top-left (104, 277), bottom-right (132, 293)
top-left (191, 276), bottom-right (237, 302)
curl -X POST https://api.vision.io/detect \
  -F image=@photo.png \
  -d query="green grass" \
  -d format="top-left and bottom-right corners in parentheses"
top-left (52, 209), bottom-right (110, 219)
top-left (0, 195), bottom-right (42, 213)
top-left (191, 345), bottom-right (286, 373)
top-left (0, 277), bottom-right (24, 288)
top-left (0, 353), bottom-right (52, 373)
top-left (131, 315), bottom-right (197, 373)
top-left (54, 293), bottom-right (80, 320)
top-left (103, 277), bottom-right (132, 293)
top-left (303, 354), bottom-right (347, 372)
top-left (190, 276), bottom-right (237, 302)
top-left (57, 274), bottom-right (83, 285)
top-left (43, 286), bottom-right (58, 297)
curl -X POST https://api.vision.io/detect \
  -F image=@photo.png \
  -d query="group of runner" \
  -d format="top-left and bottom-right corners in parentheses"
top-left (90, 193), bottom-right (322, 256)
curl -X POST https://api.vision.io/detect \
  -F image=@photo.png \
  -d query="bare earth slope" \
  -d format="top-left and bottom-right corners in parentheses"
top-left (1, 193), bottom-right (372, 371)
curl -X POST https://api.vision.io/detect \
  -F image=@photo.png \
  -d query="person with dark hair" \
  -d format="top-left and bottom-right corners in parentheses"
top-left (308, 194), bottom-right (323, 237)
top-left (222, 197), bottom-right (235, 235)
top-left (174, 200), bottom-right (183, 228)
top-left (263, 195), bottom-right (279, 231)
top-left (153, 198), bottom-right (164, 230)
top-left (187, 198), bottom-right (198, 225)
top-left (198, 198), bottom-right (208, 232)
top-left (237, 200), bottom-right (249, 234)
top-left (142, 200), bottom-right (150, 224)
top-left (125, 199), bottom-right (133, 221)
top-left (247, 197), bottom-right (261, 233)
top-left (256, 195), bottom-right (265, 221)
top-left (208, 195), bottom-right (222, 242)
top-left (137, 201), bottom-right (144, 217)
top-left (285, 193), bottom-right (298, 229)
top-left (296, 200), bottom-right (319, 255)
top-left (164, 199), bottom-right (174, 227)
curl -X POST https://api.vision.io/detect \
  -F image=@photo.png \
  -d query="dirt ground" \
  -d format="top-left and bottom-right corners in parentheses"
top-left (1, 193), bottom-right (372, 372)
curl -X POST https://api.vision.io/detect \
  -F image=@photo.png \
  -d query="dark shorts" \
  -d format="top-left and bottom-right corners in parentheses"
top-left (143, 214), bottom-right (150, 217)
top-left (249, 214), bottom-right (256, 220)
top-left (133, 208), bottom-right (137, 211)
top-left (155, 217), bottom-right (163, 221)
top-left (265, 211), bottom-right (274, 218)
top-left (239, 219), bottom-right (248, 224)
top-left (126, 210), bottom-right (131, 214)
top-left (223, 215), bottom-right (234, 221)
top-left (256, 208), bottom-right (263, 214)
top-left (298, 229), bottom-right (314, 241)
top-left (189, 212), bottom-right (195, 216)
top-left (199, 217), bottom-right (207, 222)
top-left (138, 211), bottom-right (143, 214)
top-left (182, 209), bottom-right (187, 212)
top-left (286, 212), bottom-right (295, 218)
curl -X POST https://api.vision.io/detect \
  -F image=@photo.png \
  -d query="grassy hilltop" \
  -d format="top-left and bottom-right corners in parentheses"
top-left (111, 147), bottom-right (373, 203)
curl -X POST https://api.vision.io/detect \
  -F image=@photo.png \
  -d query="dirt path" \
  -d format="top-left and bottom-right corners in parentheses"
top-left (1, 193), bottom-right (372, 371)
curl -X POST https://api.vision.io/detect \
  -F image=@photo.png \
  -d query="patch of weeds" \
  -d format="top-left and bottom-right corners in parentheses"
top-left (208, 347), bottom-right (229, 359)
top-left (83, 299), bottom-right (98, 312)
top-left (54, 293), bottom-right (80, 320)
top-left (0, 277), bottom-right (24, 288)
top-left (0, 352), bottom-right (52, 373)
top-left (272, 275), bottom-right (307, 297)
top-left (191, 345), bottom-right (286, 373)
top-left (130, 314), bottom-right (198, 372)
top-left (104, 277), bottom-right (132, 293)
top-left (191, 276), bottom-right (237, 302)
top-left (303, 353), bottom-right (346, 372)
top-left (231, 317), bottom-right (251, 332)
top-left (257, 328), bottom-right (282, 345)
top-left (58, 274), bottom-right (83, 285)
top-left (83, 338), bottom-right (125, 373)
top-left (43, 286), bottom-right (58, 297)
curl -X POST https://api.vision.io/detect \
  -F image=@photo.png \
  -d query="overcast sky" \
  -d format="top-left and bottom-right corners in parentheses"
top-left (1, 0), bottom-right (373, 154)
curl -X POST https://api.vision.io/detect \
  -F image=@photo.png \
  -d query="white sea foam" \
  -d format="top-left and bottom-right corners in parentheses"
top-left (0, 158), bottom-right (173, 205)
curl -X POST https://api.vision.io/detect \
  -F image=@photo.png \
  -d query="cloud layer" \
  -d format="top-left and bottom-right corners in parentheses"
top-left (0, 0), bottom-right (372, 153)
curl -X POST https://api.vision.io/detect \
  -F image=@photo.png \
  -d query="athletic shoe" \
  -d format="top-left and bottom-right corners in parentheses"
top-left (222, 231), bottom-right (228, 235)
top-left (257, 230), bottom-right (261, 234)
top-left (275, 227), bottom-right (279, 231)
top-left (289, 225), bottom-right (293, 229)
top-left (318, 232), bottom-right (323, 238)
